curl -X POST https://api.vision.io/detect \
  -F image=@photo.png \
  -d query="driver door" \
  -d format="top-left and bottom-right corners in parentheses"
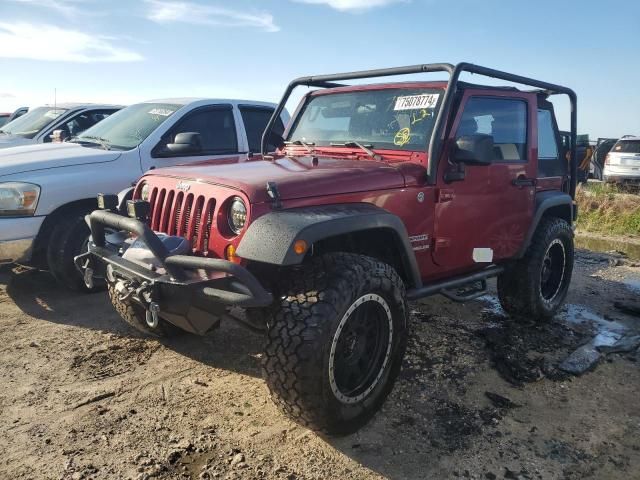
top-left (432, 91), bottom-right (537, 273)
top-left (141, 105), bottom-right (242, 171)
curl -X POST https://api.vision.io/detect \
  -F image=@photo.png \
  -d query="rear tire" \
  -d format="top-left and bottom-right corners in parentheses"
top-left (497, 217), bottom-right (574, 320)
top-left (107, 282), bottom-right (181, 338)
top-left (47, 211), bottom-right (103, 293)
top-left (262, 253), bottom-right (408, 435)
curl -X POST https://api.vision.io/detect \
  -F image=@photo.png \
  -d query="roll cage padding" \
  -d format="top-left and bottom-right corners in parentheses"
top-left (236, 203), bottom-right (422, 288)
top-left (515, 191), bottom-right (574, 258)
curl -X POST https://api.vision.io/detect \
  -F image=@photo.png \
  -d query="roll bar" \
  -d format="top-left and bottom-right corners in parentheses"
top-left (261, 62), bottom-right (578, 198)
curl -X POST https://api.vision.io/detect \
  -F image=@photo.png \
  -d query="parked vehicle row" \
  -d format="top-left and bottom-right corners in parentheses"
top-left (0, 103), bottom-right (122, 149)
top-left (0, 98), bottom-right (288, 291)
top-left (0, 107), bottom-right (29, 128)
top-left (69, 62), bottom-right (578, 434)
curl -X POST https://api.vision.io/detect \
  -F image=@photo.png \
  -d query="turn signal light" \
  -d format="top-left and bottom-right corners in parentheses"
top-left (605, 154), bottom-right (611, 166)
top-left (293, 239), bottom-right (308, 255)
top-left (225, 244), bottom-right (241, 264)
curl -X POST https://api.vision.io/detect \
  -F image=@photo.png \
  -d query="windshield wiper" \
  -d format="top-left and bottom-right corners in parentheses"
top-left (284, 140), bottom-right (315, 154)
top-left (73, 135), bottom-right (111, 150)
top-left (330, 142), bottom-right (383, 161)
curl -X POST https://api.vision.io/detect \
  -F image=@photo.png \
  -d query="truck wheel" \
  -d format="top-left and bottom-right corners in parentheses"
top-left (497, 217), bottom-right (574, 320)
top-left (107, 282), bottom-right (181, 338)
top-left (47, 211), bottom-right (104, 293)
top-left (262, 253), bottom-right (408, 435)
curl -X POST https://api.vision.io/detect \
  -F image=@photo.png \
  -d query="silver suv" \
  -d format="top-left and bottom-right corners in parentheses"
top-left (604, 136), bottom-right (640, 186)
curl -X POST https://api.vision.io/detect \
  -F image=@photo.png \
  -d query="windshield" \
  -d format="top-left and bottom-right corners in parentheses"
top-left (73, 102), bottom-right (180, 150)
top-left (287, 88), bottom-right (443, 151)
top-left (0, 106), bottom-right (68, 139)
top-left (612, 140), bottom-right (640, 154)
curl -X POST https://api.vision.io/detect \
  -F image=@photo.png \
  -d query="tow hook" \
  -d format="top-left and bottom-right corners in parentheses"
top-left (83, 266), bottom-right (94, 290)
top-left (146, 302), bottom-right (160, 329)
top-left (74, 251), bottom-right (94, 288)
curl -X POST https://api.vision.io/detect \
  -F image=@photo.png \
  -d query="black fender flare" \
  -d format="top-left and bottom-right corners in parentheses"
top-left (236, 203), bottom-right (422, 288)
top-left (515, 191), bottom-right (574, 258)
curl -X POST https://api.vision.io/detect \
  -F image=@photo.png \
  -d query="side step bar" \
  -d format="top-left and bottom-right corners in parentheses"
top-left (441, 279), bottom-right (487, 302)
top-left (406, 266), bottom-right (504, 302)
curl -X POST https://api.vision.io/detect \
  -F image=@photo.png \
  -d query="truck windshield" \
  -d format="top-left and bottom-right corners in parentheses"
top-left (287, 88), bottom-right (443, 152)
top-left (0, 106), bottom-right (68, 139)
top-left (72, 102), bottom-right (180, 150)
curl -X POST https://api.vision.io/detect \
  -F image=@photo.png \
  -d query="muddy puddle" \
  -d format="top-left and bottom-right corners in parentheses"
top-left (575, 234), bottom-right (640, 260)
top-left (479, 295), bottom-right (640, 378)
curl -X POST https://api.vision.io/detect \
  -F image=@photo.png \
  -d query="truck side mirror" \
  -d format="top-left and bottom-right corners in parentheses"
top-left (50, 129), bottom-right (67, 143)
top-left (166, 132), bottom-right (202, 155)
top-left (453, 134), bottom-right (494, 166)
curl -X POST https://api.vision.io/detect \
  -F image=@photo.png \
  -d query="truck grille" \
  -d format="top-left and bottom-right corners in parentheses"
top-left (148, 187), bottom-right (216, 255)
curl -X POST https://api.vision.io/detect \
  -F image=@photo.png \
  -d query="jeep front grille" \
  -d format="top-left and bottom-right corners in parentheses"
top-left (148, 187), bottom-right (216, 255)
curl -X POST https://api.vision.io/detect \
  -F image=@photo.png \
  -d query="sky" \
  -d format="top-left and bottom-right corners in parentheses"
top-left (0, 0), bottom-right (638, 139)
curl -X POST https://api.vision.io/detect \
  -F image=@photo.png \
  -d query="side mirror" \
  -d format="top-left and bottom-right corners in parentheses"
top-left (166, 132), bottom-right (202, 155)
top-left (453, 134), bottom-right (494, 166)
top-left (267, 130), bottom-right (285, 152)
top-left (50, 129), bottom-right (67, 143)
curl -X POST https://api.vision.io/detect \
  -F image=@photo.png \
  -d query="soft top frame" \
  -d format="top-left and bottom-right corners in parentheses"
top-left (261, 62), bottom-right (578, 198)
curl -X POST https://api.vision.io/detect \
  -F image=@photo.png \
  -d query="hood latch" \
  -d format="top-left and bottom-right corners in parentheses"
top-left (266, 181), bottom-right (282, 209)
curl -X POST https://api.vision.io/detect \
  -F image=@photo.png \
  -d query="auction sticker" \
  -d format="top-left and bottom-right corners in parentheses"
top-left (394, 94), bottom-right (440, 111)
top-left (44, 110), bottom-right (64, 119)
top-left (148, 108), bottom-right (175, 116)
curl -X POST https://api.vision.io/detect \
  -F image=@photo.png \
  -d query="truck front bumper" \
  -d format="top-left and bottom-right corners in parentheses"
top-left (0, 216), bottom-right (45, 264)
top-left (82, 210), bottom-right (273, 335)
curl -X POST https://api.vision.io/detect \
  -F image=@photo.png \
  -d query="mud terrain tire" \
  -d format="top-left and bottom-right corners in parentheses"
top-left (263, 253), bottom-right (408, 435)
top-left (498, 217), bottom-right (574, 320)
top-left (107, 282), bottom-right (181, 338)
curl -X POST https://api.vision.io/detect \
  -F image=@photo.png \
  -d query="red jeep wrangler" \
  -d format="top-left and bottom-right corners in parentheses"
top-left (81, 63), bottom-right (578, 434)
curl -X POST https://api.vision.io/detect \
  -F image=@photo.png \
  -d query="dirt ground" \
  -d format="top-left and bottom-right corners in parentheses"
top-left (0, 249), bottom-right (639, 480)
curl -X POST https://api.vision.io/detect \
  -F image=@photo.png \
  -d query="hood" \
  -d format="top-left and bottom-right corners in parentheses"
top-left (0, 134), bottom-right (33, 149)
top-left (145, 155), bottom-right (407, 203)
top-left (0, 142), bottom-right (123, 177)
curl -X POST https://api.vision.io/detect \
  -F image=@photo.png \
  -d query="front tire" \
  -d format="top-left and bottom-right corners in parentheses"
top-left (497, 217), bottom-right (574, 320)
top-left (262, 253), bottom-right (408, 435)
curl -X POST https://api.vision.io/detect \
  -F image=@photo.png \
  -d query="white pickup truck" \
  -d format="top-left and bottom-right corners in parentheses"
top-left (0, 103), bottom-right (122, 148)
top-left (0, 98), bottom-right (288, 290)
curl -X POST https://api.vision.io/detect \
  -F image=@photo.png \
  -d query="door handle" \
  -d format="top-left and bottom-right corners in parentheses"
top-left (512, 176), bottom-right (536, 187)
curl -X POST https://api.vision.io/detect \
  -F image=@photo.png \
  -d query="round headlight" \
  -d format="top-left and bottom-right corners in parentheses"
top-left (228, 197), bottom-right (247, 234)
top-left (140, 182), bottom-right (151, 201)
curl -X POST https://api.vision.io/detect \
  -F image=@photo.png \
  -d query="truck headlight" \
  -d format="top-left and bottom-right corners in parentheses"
top-left (0, 182), bottom-right (40, 216)
top-left (228, 197), bottom-right (247, 234)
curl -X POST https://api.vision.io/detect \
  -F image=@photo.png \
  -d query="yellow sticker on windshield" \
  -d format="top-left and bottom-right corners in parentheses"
top-left (411, 109), bottom-right (432, 125)
top-left (394, 128), bottom-right (411, 146)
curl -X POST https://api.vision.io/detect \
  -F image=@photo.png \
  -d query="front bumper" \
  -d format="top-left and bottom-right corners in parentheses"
top-left (0, 216), bottom-right (45, 264)
top-left (82, 209), bottom-right (273, 335)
